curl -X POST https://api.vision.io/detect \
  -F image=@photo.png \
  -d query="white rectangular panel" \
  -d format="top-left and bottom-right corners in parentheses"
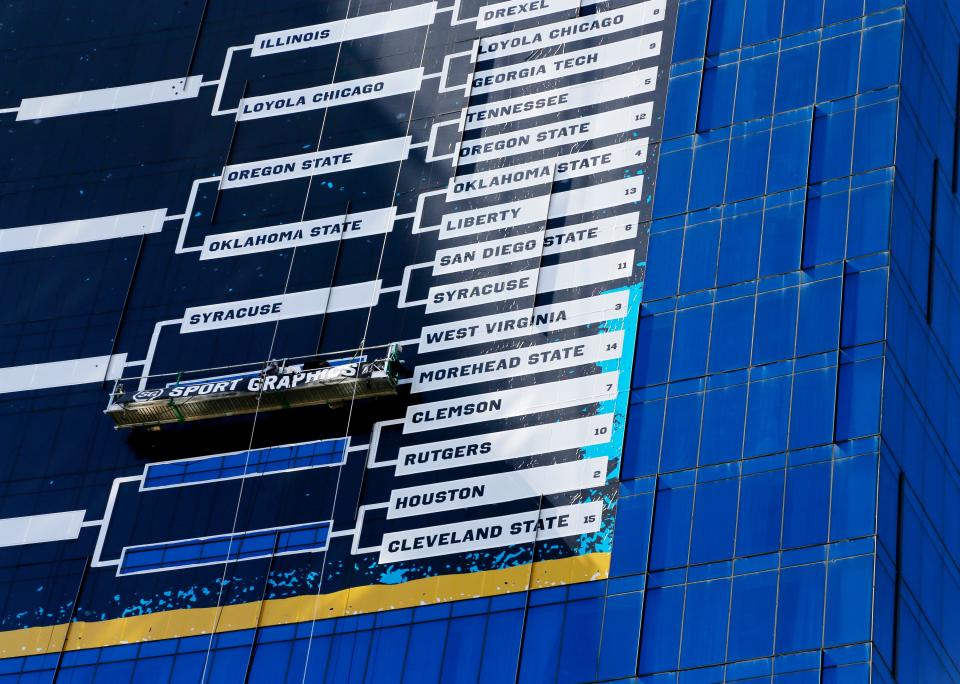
top-left (464, 69), bottom-right (658, 131)
top-left (413, 330), bottom-right (624, 392)
top-left (546, 175), bottom-right (644, 219)
top-left (253, 3), bottom-right (437, 56)
top-left (438, 193), bottom-right (550, 239)
top-left (426, 250), bottom-right (633, 313)
top-left (17, 77), bottom-right (202, 120)
top-left (0, 511), bottom-right (86, 547)
top-left (476, 0), bottom-right (666, 59)
top-left (221, 137), bottom-right (409, 189)
top-left (447, 139), bottom-right (647, 200)
top-left (200, 207), bottom-right (395, 260)
top-left (418, 290), bottom-right (629, 352)
top-left (458, 103), bottom-right (652, 165)
top-left (237, 69), bottom-right (422, 120)
top-left (396, 414), bottom-right (614, 475)
top-left (0, 209), bottom-right (166, 253)
top-left (378, 501), bottom-right (603, 562)
top-left (434, 215), bottom-right (640, 276)
top-left (470, 35), bottom-right (661, 96)
top-left (388, 458), bottom-right (607, 518)
top-left (476, 0), bottom-right (581, 29)
top-left (403, 371), bottom-right (619, 433)
top-left (181, 280), bottom-right (380, 333)
top-left (0, 354), bottom-right (126, 395)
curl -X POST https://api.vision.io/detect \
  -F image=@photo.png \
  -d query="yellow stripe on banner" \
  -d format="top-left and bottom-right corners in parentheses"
top-left (0, 553), bottom-right (609, 659)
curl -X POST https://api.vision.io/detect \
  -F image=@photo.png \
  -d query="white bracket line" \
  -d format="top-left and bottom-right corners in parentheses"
top-left (366, 418), bottom-right (405, 468)
top-left (447, 0), bottom-right (476, 26)
top-left (437, 49), bottom-right (474, 93)
top-left (138, 319), bottom-right (185, 390)
top-left (211, 45), bottom-right (253, 116)
top-left (90, 475), bottom-right (143, 568)
top-left (0, 107), bottom-right (18, 115)
top-left (395, 263), bottom-right (433, 308)
top-left (425, 120), bottom-right (461, 162)
top-left (175, 177), bottom-right (222, 254)
top-left (350, 504), bottom-right (389, 555)
top-left (328, 528), bottom-right (356, 538)
top-left (410, 189), bottom-right (446, 232)
top-left (450, 41), bottom-right (481, 169)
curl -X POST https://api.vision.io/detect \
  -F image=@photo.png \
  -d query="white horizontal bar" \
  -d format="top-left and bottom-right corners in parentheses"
top-left (17, 76), bottom-right (203, 121)
top-left (0, 209), bottom-right (166, 253)
top-left (0, 510), bottom-right (86, 547)
top-left (0, 354), bottom-right (126, 394)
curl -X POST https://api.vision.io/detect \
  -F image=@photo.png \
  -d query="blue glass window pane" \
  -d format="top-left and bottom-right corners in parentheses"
top-left (759, 198), bottom-right (804, 276)
top-left (661, 392), bottom-right (703, 472)
top-left (803, 187), bottom-right (849, 267)
top-left (647, 227), bottom-right (683, 301)
top-left (711, 294), bottom-right (755, 373)
top-left (776, 564), bottom-right (826, 652)
top-left (700, 383), bottom-right (747, 465)
top-left (753, 288), bottom-right (799, 365)
top-left (479, 611), bottom-right (523, 683)
top-left (206, 647), bottom-right (249, 684)
top-left (737, 469), bottom-right (784, 556)
top-left (796, 277), bottom-right (842, 357)
top-left (690, 135), bottom-right (729, 209)
top-left (598, 592), bottom-right (643, 681)
top-left (673, 0), bottom-right (711, 62)
top-left (623, 398), bottom-right (664, 479)
top-left (364, 627), bottom-right (408, 684)
top-left (831, 454), bottom-right (877, 541)
top-left (727, 130), bottom-right (770, 202)
top-left (690, 477), bottom-right (738, 563)
top-left (671, 306), bottom-right (711, 380)
top-left (734, 55), bottom-right (777, 122)
top-left (680, 579), bottom-right (731, 667)
top-left (518, 604), bottom-right (562, 684)
top-left (707, 0), bottom-right (746, 54)
top-left (744, 374), bottom-right (791, 458)
top-left (664, 72), bottom-right (702, 138)
top-left (768, 115), bottom-right (813, 193)
top-left (776, 45), bottom-right (819, 112)
top-left (810, 107), bottom-right (854, 184)
top-left (633, 310), bottom-right (674, 387)
top-left (131, 656), bottom-right (175, 684)
top-left (783, 0), bottom-right (822, 35)
top-left (824, 0), bottom-right (862, 23)
top-left (557, 599), bottom-right (604, 683)
top-left (611, 493), bottom-right (654, 577)
top-left (679, 220), bottom-right (720, 293)
top-left (789, 369), bottom-right (837, 449)
top-left (654, 147), bottom-right (693, 218)
top-left (441, 615), bottom-right (486, 684)
top-left (835, 358), bottom-right (883, 440)
top-left (783, 463), bottom-right (831, 548)
top-left (818, 33), bottom-right (861, 102)
top-left (650, 485), bottom-right (694, 570)
top-left (717, 210), bottom-right (761, 286)
top-left (728, 571), bottom-right (777, 661)
top-left (847, 181), bottom-right (892, 257)
top-left (743, 0), bottom-right (783, 45)
top-left (860, 23), bottom-right (902, 91)
top-left (403, 622), bottom-right (447, 683)
top-left (853, 100), bottom-right (897, 174)
top-left (825, 555), bottom-right (873, 646)
top-left (841, 270), bottom-right (887, 347)
top-left (638, 585), bottom-right (684, 674)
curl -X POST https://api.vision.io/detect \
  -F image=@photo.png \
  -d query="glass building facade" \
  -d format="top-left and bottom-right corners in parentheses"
top-left (0, 0), bottom-right (953, 682)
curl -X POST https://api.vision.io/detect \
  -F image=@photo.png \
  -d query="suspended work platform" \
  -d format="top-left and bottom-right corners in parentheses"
top-left (106, 345), bottom-right (402, 429)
